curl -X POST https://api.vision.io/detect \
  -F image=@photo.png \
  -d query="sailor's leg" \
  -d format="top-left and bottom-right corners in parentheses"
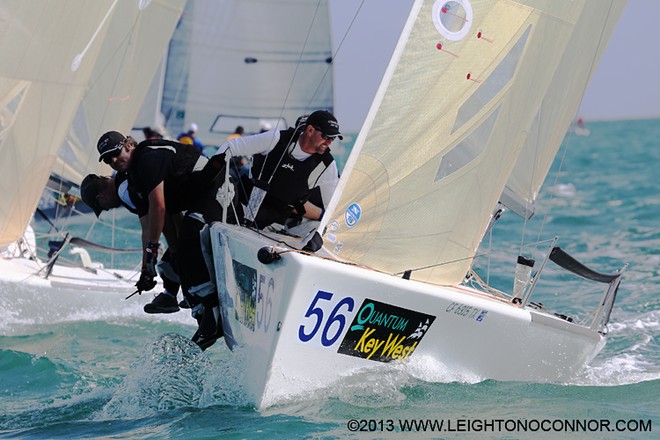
top-left (178, 212), bottom-right (223, 350)
top-left (144, 248), bottom-right (182, 314)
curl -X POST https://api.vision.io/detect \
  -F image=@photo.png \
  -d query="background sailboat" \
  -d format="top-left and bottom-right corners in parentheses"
top-left (2, 0), bottom-right (338, 301)
top-left (0, 0), bottom-right (186, 292)
top-left (160, 0), bottom-right (334, 149)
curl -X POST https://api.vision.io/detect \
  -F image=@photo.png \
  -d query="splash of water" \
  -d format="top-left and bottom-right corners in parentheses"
top-left (98, 333), bottom-right (213, 418)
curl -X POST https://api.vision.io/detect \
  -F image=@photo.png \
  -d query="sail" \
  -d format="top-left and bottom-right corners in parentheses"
top-left (161, 0), bottom-right (334, 145)
top-left (322, 0), bottom-right (626, 286)
top-left (0, 0), bottom-right (185, 248)
top-left (52, 0), bottom-right (186, 188)
top-left (502, 1), bottom-right (626, 216)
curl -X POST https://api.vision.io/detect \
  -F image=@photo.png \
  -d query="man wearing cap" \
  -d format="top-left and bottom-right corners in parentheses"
top-left (217, 110), bottom-right (341, 235)
top-left (177, 122), bottom-right (205, 155)
top-left (80, 173), bottom-right (184, 315)
top-left (97, 131), bottom-right (240, 350)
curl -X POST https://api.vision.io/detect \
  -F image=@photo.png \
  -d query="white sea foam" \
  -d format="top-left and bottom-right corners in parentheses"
top-left (258, 354), bottom-right (484, 411)
top-left (97, 333), bottom-right (223, 418)
top-left (549, 183), bottom-right (577, 198)
top-left (571, 310), bottom-right (659, 386)
top-left (608, 310), bottom-right (660, 333)
top-left (577, 353), bottom-right (660, 386)
top-left (0, 283), bottom-right (193, 335)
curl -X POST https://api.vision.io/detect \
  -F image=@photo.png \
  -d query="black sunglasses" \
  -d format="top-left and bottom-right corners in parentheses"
top-left (101, 146), bottom-right (122, 165)
top-left (313, 126), bottom-right (337, 141)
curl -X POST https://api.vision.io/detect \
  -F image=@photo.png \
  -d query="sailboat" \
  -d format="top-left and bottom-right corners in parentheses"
top-left (207, 0), bottom-right (628, 408)
top-left (0, 0), bottom-right (185, 295)
top-left (160, 0), bottom-right (335, 148)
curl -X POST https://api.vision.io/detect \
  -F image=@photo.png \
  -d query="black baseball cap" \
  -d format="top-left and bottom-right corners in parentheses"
top-left (80, 174), bottom-right (103, 217)
top-left (305, 110), bottom-right (342, 140)
top-left (97, 131), bottom-right (125, 162)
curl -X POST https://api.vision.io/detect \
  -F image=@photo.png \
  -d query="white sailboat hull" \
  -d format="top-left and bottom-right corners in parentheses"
top-left (0, 230), bottom-right (159, 329)
top-left (0, 255), bottom-right (140, 293)
top-left (210, 223), bottom-right (605, 409)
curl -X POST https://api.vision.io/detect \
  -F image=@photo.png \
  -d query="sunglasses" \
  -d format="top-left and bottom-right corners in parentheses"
top-left (101, 145), bottom-right (123, 165)
top-left (313, 126), bottom-right (337, 142)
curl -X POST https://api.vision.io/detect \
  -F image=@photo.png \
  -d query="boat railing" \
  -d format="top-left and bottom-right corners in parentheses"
top-left (516, 237), bottom-right (559, 307)
top-left (31, 203), bottom-right (144, 273)
top-left (542, 246), bottom-right (626, 332)
top-left (510, 242), bottom-right (626, 332)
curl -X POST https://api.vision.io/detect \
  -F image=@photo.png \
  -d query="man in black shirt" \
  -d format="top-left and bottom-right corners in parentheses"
top-left (80, 173), bottom-right (183, 314)
top-left (96, 131), bottom-right (241, 350)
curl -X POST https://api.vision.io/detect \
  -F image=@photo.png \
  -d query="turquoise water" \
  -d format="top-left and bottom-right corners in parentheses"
top-left (1, 119), bottom-right (658, 439)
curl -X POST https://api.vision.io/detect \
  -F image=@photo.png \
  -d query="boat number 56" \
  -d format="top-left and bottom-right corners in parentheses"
top-left (298, 291), bottom-right (355, 347)
top-left (256, 274), bottom-right (273, 332)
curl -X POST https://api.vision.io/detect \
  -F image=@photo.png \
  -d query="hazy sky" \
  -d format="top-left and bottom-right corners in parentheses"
top-left (328, 0), bottom-right (659, 132)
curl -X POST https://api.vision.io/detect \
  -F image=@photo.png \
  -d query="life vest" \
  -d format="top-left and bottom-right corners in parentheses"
top-left (250, 128), bottom-right (333, 226)
top-left (131, 139), bottom-right (241, 223)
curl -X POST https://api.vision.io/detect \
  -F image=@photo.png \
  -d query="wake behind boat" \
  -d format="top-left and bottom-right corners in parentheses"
top-left (206, 0), bottom-right (628, 408)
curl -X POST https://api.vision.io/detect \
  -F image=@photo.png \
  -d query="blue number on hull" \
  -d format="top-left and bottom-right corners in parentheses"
top-left (299, 291), bottom-right (355, 347)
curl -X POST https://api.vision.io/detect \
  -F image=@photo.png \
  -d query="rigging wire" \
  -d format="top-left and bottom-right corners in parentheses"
top-left (302, 0), bottom-right (368, 116)
top-left (394, 237), bottom-right (558, 276)
top-left (239, 0), bottom-right (367, 227)
top-left (255, 0), bottom-right (326, 183)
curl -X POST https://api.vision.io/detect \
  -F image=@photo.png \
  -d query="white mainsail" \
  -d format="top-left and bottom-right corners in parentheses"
top-left (0, 0), bottom-right (185, 248)
top-left (322, 0), bottom-right (626, 285)
top-left (53, 0), bottom-right (186, 191)
top-left (161, 0), bottom-right (334, 145)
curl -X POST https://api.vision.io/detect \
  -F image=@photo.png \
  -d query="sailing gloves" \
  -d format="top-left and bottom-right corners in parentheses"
top-left (136, 240), bottom-right (159, 292)
top-left (136, 272), bottom-right (156, 292)
top-left (291, 200), bottom-right (306, 217)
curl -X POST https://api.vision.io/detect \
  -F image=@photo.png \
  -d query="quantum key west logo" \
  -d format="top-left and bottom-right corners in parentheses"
top-left (337, 299), bottom-right (435, 363)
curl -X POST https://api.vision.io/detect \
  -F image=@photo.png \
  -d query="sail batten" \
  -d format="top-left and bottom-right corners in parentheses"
top-left (322, 0), bottom-right (626, 286)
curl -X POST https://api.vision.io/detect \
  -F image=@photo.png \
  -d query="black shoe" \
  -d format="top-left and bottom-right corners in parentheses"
top-left (144, 292), bottom-right (180, 314)
top-left (192, 327), bottom-right (223, 351)
top-left (191, 306), bottom-right (224, 351)
top-left (178, 298), bottom-right (191, 309)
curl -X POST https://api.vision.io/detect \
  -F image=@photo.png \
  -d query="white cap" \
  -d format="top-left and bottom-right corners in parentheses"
top-left (189, 122), bottom-right (198, 132)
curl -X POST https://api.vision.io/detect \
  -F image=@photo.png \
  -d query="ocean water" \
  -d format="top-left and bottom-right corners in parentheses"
top-left (1, 119), bottom-right (658, 439)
